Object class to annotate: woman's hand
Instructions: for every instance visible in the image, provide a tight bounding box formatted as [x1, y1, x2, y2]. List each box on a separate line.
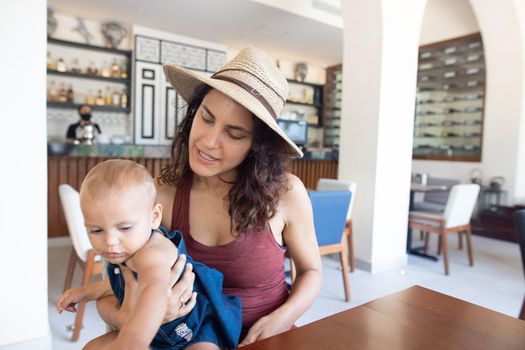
[165, 254, 197, 323]
[238, 312, 291, 347]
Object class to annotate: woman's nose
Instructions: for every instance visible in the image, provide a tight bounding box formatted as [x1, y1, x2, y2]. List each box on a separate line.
[203, 128, 221, 148]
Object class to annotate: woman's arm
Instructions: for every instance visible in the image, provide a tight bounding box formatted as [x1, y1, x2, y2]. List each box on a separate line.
[240, 174, 322, 346]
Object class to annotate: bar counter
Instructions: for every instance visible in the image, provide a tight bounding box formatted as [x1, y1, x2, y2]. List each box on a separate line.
[48, 142, 338, 237]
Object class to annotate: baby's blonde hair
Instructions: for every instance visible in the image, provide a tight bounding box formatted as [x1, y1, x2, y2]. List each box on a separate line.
[80, 159, 156, 205]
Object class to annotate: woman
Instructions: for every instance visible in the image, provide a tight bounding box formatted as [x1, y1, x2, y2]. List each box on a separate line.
[98, 47, 321, 346]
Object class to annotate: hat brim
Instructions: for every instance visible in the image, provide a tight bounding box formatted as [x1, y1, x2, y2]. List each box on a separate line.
[163, 64, 303, 158]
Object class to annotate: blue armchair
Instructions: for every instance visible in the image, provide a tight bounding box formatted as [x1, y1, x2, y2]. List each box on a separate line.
[309, 190, 352, 301]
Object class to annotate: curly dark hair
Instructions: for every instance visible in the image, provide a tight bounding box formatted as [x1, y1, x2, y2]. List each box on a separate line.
[159, 85, 292, 234]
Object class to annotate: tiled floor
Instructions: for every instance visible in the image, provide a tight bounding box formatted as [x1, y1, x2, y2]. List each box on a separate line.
[5, 234, 524, 349]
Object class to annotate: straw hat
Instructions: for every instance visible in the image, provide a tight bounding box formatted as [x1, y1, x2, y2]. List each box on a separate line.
[163, 47, 303, 157]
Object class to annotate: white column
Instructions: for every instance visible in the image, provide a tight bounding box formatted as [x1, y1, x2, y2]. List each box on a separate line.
[339, 0, 427, 272]
[0, 0, 49, 346]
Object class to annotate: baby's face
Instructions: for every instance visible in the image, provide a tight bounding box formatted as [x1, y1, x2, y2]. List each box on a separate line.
[81, 186, 161, 265]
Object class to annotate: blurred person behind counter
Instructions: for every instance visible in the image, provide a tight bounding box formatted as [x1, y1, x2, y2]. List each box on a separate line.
[65, 104, 102, 144]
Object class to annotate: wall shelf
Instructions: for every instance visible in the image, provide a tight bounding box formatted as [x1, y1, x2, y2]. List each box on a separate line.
[322, 64, 342, 149]
[47, 69, 130, 84]
[47, 37, 131, 56]
[413, 33, 485, 162]
[47, 101, 130, 113]
[47, 37, 132, 111]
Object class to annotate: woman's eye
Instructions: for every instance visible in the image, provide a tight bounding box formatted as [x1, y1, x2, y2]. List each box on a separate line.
[120, 226, 132, 231]
[201, 111, 213, 124]
[227, 131, 245, 140]
[89, 228, 102, 234]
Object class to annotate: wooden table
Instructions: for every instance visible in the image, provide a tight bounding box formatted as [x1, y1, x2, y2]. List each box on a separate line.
[243, 286, 525, 350]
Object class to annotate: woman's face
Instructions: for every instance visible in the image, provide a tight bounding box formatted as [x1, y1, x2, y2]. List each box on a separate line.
[188, 89, 254, 181]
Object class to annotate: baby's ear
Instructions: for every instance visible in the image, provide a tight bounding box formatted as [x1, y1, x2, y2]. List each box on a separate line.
[151, 203, 163, 228]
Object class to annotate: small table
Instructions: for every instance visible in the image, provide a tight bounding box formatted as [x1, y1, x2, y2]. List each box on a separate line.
[242, 285, 525, 350]
[408, 183, 448, 260]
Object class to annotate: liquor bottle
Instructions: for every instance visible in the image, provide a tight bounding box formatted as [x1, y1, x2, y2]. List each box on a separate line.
[86, 89, 96, 105]
[58, 82, 67, 102]
[95, 89, 105, 106]
[120, 89, 128, 109]
[47, 51, 55, 70]
[112, 89, 121, 107]
[104, 86, 112, 105]
[87, 60, 97, 75]
[48, 80, 58, 101]
[111, 59, 120, 78]
[70, 58, 82, 74]
[120, 62, 128, 79]
[66, 84, 74, 103]
[56, 57, 67, 72]
[101, 61, 111, 77]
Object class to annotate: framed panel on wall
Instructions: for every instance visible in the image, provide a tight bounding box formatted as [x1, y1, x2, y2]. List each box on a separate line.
[413, 32, 485, 162]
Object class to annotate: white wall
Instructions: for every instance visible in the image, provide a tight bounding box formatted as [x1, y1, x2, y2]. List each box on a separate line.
[0, 1, 49, 346]
[419, 0, 479, 44]
[412, 0, 525, 206]
[340, 0, 426, 272]
[514, 0, 525, 202]
[252, 0, 342, 28]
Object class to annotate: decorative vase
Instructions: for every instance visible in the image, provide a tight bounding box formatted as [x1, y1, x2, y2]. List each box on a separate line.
[294, 63, 308, 82]
[47, 7, 57, 37]
[101, 22, 127, 49]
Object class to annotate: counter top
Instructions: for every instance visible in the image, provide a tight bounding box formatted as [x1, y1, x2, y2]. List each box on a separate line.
[47, 142, 338, 160]
[48, 142, 171, 159]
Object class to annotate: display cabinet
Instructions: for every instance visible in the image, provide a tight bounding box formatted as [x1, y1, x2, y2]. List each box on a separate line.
[47, 37, 132, 113]
[280, 79, 323, 126]
[413, 33, 485, 162]
[323, 64, 342, 149]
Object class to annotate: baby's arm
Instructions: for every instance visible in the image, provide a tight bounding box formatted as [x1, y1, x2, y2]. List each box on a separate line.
[110, 238, 177, 348]
[57, 278, 112, 313]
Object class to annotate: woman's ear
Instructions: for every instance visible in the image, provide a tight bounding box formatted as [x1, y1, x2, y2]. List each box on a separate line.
[151, 203, 163, 229]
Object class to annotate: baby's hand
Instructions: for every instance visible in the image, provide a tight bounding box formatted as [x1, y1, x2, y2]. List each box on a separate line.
[56, 287, 87, 314]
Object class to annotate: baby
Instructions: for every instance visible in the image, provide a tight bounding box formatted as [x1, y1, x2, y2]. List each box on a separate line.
[57, 159, 241, 349]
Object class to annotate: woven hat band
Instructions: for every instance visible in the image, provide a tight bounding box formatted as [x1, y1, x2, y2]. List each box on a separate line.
[212, 75, 278, 120]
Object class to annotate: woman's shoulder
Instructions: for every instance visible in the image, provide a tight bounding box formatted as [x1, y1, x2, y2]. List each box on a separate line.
[155, 177, 176, 200]
[280, 173, 310, 208]
[155, 177, 177, 227]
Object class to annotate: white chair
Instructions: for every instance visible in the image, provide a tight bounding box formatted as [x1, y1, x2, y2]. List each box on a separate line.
[316, 178, 357, 272]
[59, 184, 103, 342]
[409, 184, 480, 275]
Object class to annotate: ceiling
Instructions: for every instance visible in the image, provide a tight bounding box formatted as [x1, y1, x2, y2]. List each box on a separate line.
[47, 0, 343, 67]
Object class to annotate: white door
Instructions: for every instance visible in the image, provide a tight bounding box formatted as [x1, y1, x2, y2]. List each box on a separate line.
[134, 62, 161, 144]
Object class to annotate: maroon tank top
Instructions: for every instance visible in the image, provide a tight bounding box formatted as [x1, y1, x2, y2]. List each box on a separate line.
[170, 176, 289, 334]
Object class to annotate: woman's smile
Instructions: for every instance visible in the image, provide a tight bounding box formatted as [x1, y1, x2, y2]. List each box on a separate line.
[197, 148, 219, 162]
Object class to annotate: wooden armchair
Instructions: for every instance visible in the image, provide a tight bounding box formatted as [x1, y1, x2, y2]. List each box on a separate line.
[59, 184, 104, 341]
[513, 209, 525, 320]
[408, 184, 480, 275]
[293, 190, 352, 301]
[316, 178, 357, 272]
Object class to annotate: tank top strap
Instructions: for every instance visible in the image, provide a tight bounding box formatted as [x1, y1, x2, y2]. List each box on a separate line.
[170, 176, 192, 234]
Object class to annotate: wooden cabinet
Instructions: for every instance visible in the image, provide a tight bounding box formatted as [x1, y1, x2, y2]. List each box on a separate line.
[47, 37, 131, 113]
[323, 64, 342, 149]
[413, 33, 485, 162]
